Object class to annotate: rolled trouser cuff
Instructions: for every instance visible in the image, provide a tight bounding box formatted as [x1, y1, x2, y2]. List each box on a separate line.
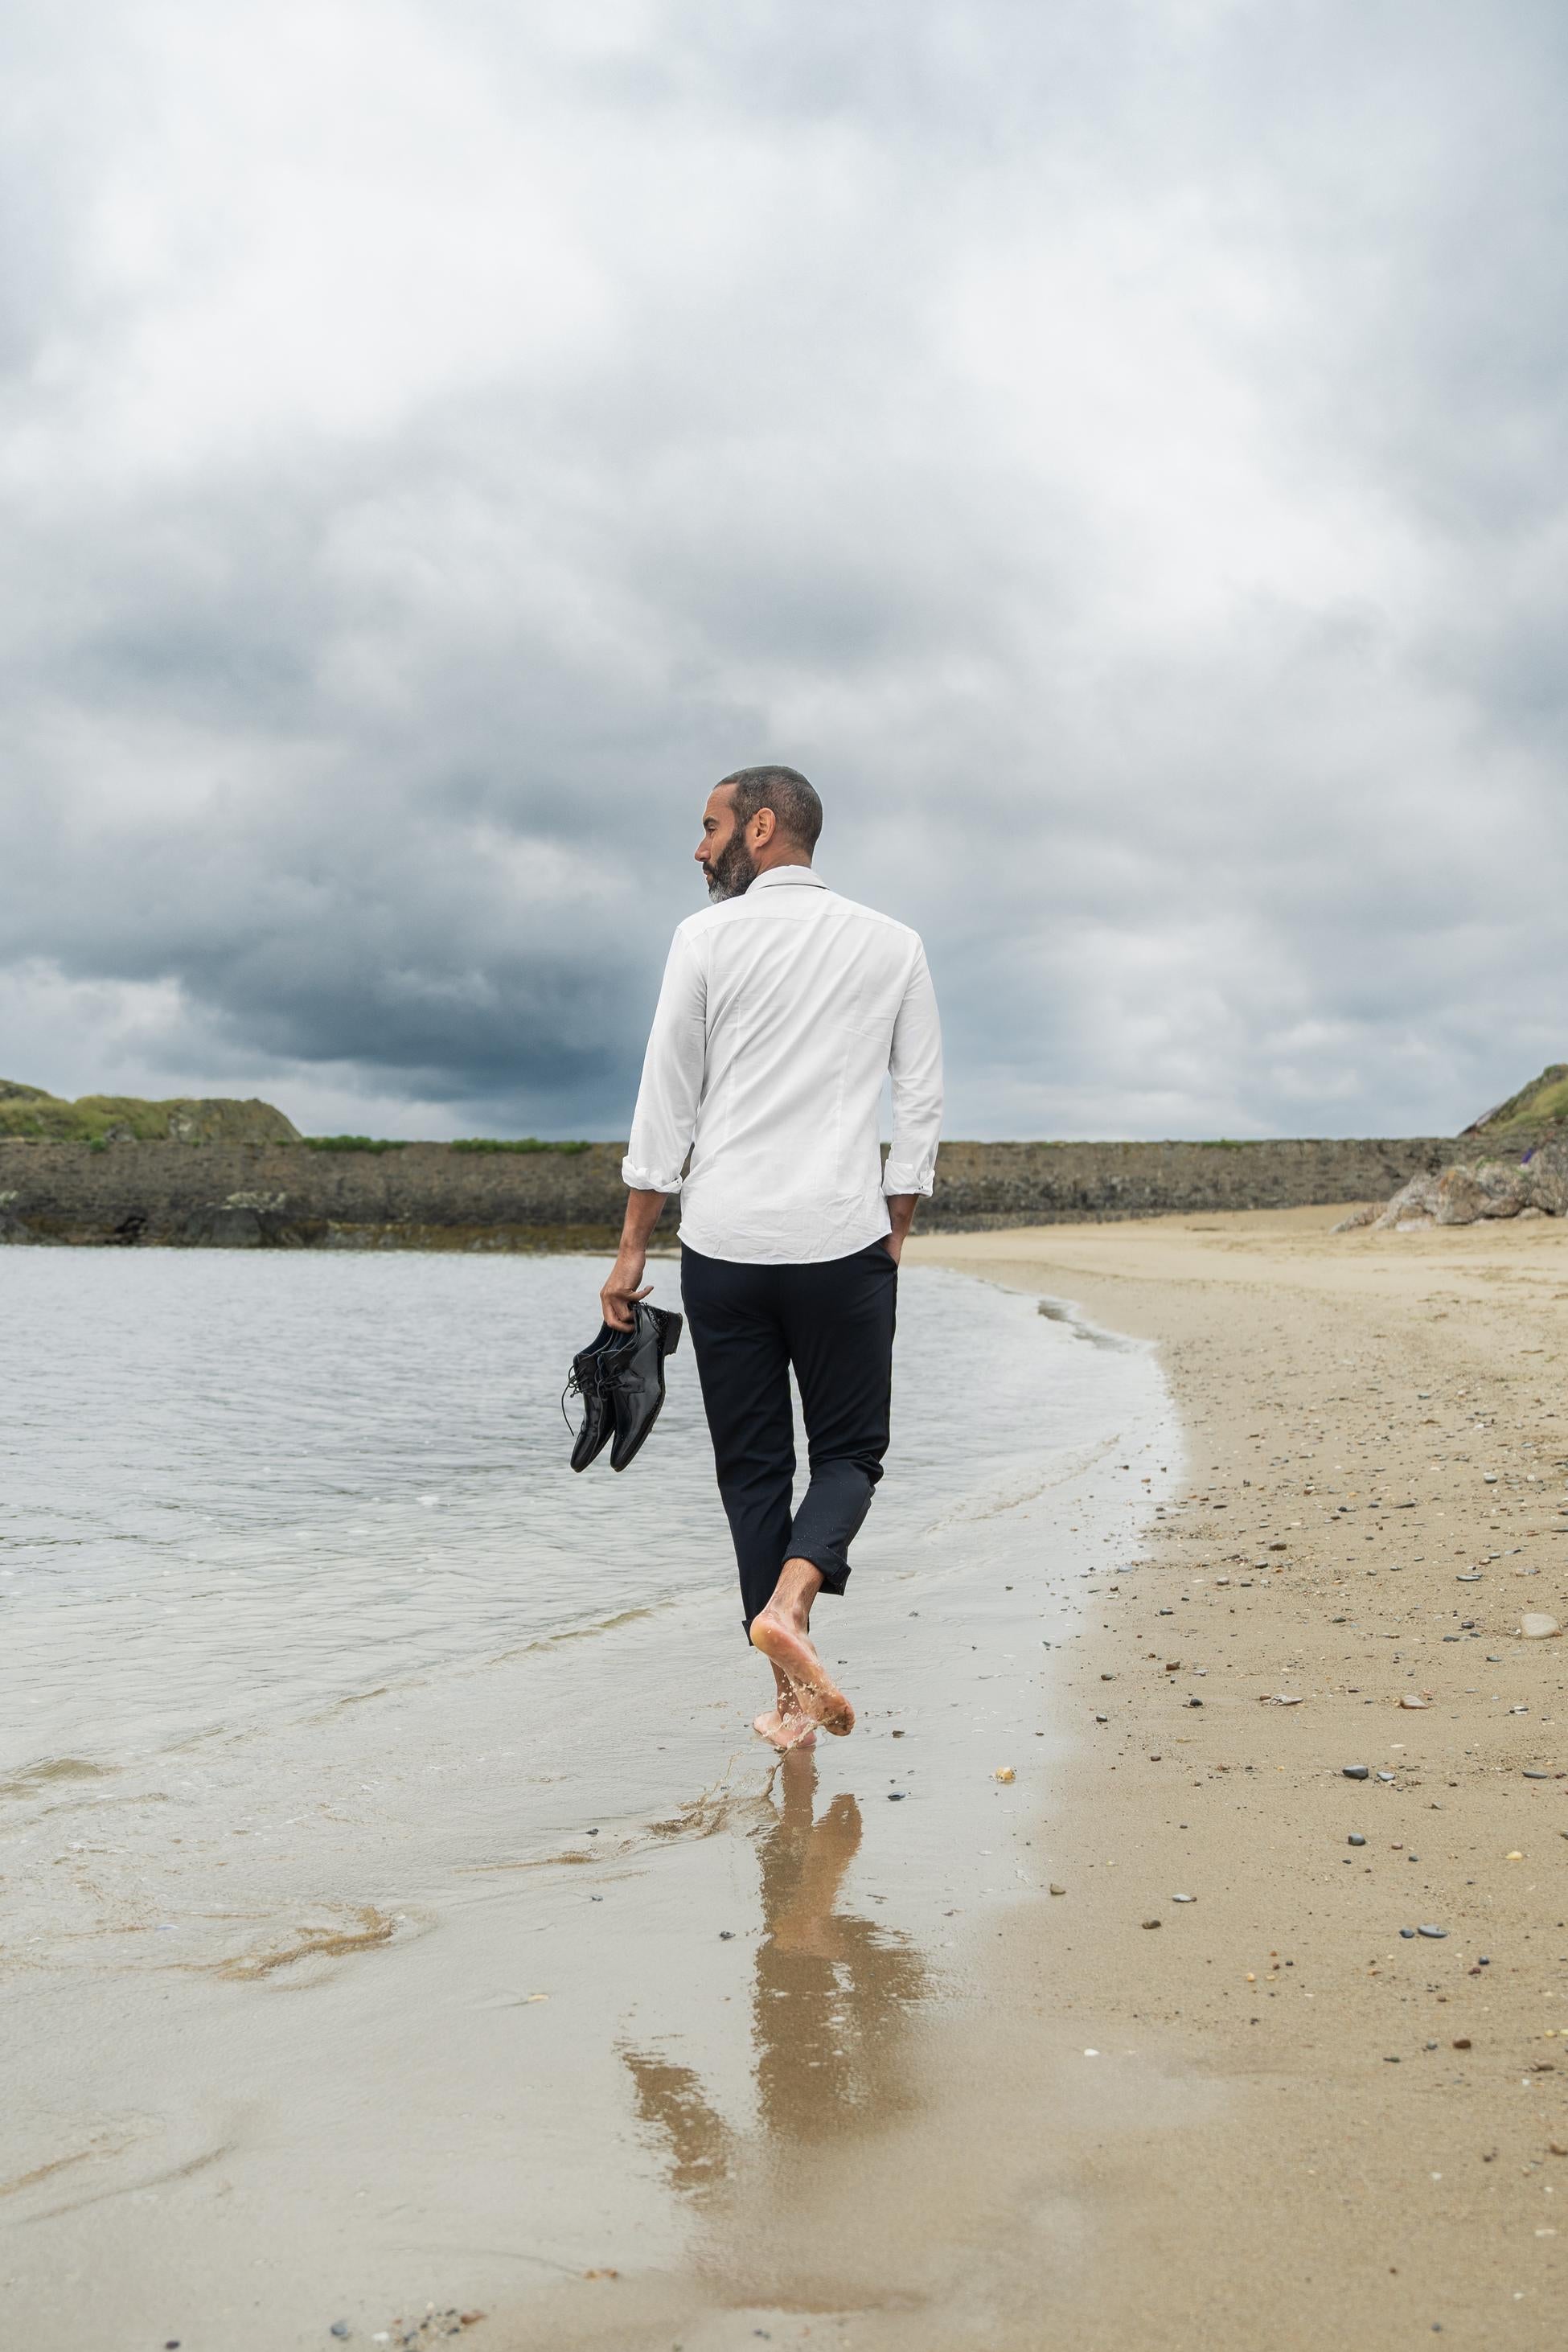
[783, 1546, 850, 1599]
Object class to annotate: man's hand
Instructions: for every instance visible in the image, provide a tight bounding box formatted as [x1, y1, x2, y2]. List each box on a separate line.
[600, 1188, 668, 1329]
[601, 1246, 651, 1332]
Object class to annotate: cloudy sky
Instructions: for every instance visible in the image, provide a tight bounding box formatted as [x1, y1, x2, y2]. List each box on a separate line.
[2, 0, 1564, 1141]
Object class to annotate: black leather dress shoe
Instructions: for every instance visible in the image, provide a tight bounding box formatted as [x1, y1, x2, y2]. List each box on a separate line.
[564, 1324, 622, 1472]
[606, 1302, 683, 1471]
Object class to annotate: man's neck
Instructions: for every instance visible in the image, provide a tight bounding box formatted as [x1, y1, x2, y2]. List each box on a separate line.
[752, 849, 812, 876]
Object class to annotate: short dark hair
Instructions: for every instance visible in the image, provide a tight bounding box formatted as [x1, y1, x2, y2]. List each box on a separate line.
[718, 764, 823, 854]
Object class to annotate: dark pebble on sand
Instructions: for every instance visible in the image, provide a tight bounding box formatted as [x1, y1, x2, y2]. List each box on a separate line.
[1188, 1698, 1203, 1708]
[719, 1930, 735, 1939]
[1418, 1925, 1447, 1939]
[330, 2328, 351, 2341]
[888, 1792, 907, 1801]
[1344, 1766, 1370, 1779]
[1348, 1833, 1366, 1846]
[1400, 1927, 1416, 1939]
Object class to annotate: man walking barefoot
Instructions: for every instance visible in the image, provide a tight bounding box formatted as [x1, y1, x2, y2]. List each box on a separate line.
[600, 766, 942, 1750]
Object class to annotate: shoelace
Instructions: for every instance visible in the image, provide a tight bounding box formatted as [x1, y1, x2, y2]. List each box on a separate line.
[560, 1338, 637, 1430]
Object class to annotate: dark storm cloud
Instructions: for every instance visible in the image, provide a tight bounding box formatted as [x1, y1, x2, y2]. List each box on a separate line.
[0, 0, 1565, 1139]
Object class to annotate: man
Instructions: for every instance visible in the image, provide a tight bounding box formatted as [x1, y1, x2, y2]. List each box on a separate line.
[600, 766, 942, 1751]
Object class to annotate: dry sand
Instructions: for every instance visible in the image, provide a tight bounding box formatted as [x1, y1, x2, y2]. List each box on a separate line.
[906, 1206, 1568, 2350]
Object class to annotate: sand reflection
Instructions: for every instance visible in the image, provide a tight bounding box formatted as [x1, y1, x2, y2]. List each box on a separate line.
[621, 1751, 930, 2207]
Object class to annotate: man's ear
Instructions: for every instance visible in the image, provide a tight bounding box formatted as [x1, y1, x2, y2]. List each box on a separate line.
[750, 805, 777, 849]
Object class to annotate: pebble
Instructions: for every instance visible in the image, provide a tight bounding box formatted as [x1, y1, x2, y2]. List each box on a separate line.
[1520, 1614, 1561, 1640]
[1172, 1892, 1196, 1903]
[995, 1766, 1016, 1783]
[1049, 1883, 1066, 1896]
[330, 2329, 351, 2341]
[1401, 1928, 1416, 1939]
[1418, 1925, 1447, 1939]
[1452, 2038, 1472, 2050]
[887, 1792, 907, 1801]
[1377, 1771, 1396, 1782]
[1095, 1713, 1110, 1723]
[1399, 1695, 1430, 1709]
[1344, 1765, 1371, 1780]
[719, 1930, 735, 1939]
[1143, 1918, 1161, 1929]
[1188, 1697, 1203, 1708]
[1348, 1833, 1366, 1847]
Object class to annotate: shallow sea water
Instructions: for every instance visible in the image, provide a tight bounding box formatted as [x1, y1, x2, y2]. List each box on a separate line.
[0, 1247, 1178, 2350]
[4, 1248, 1153, 1770]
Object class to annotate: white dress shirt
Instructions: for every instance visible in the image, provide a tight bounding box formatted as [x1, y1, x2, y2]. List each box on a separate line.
[622, 866, 943, 1264]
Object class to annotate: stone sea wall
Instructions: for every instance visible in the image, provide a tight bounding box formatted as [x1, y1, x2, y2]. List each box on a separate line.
[0, 1134, 1462, 1250]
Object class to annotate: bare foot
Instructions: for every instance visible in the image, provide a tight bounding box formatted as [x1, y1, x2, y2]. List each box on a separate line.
[753, 1706, 817, 1753]
[750, 1611, 856, 1737]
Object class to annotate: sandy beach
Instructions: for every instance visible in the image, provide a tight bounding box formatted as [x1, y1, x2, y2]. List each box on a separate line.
[8, 1213, 1567, 2351]
[909, 1207, 1568, 2350]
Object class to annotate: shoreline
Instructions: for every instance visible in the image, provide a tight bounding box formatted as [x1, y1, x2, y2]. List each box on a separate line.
[918, 1207, 1568, 2349]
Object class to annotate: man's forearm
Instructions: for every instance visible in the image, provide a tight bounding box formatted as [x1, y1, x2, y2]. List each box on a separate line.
[600, 1188, 669, 1329]
[618, 1188, 667, 1252]
[885, 1192, 919, 1262]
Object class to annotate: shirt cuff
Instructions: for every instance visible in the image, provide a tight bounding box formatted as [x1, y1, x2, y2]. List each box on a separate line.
[621, 1155, 684, 1194]
[882, 1161, 936, 1199]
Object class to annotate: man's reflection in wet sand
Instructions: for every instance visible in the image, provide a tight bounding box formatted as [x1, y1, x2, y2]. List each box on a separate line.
[620, 1750, 930, 2202]
[753, 1753, 928, 2141]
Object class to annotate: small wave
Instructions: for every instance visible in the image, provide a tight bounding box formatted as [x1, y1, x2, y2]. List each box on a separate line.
[0, 1756, 114, 1800]
[191, 1903, 412, 1981]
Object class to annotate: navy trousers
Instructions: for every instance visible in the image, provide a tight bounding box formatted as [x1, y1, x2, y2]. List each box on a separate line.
[680, 1241, 898, 1635]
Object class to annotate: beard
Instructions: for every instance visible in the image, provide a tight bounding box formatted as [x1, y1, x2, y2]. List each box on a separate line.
[704, 833, 759, 901]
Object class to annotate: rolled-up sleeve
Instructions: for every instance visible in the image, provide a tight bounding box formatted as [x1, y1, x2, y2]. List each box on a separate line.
[621, 929, 706, 1193]
[881, 939, 942, 1197]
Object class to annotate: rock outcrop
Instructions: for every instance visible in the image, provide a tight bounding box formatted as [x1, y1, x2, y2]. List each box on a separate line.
[1336, 1138, 1568, 1231]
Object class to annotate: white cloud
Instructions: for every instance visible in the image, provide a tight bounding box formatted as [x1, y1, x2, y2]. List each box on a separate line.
[1, 0, 1565, 1139]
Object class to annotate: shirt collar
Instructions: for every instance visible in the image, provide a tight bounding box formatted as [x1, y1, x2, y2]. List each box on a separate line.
[748, 866, 827, 893]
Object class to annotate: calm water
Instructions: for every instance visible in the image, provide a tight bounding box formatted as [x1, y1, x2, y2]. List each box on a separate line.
[0, 1249, 1153, 1774]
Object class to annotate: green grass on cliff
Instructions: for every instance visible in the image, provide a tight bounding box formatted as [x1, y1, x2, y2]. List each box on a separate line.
[0, 1082, 300, 1144]
[302, 1135, 410, 1153]
[448, 1136, 595, 1155]
[1464, 1063, 1568, 1140]
[293, 1134, 580, 1151]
